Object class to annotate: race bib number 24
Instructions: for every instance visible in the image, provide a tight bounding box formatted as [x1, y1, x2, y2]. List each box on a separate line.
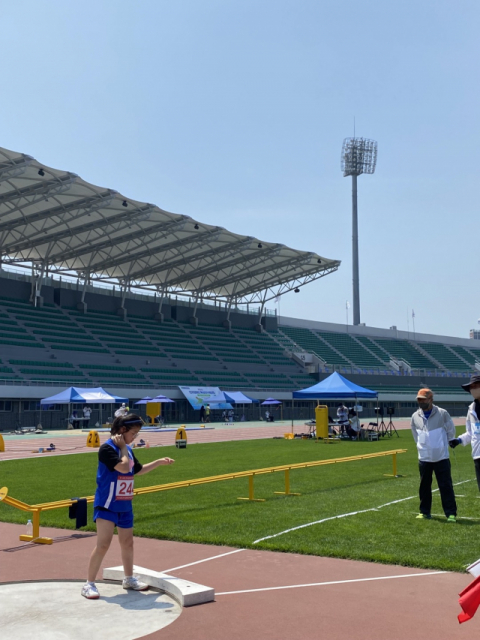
[116, 475, 134, 501]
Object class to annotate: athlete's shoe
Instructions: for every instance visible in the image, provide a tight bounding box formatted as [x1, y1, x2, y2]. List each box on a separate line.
[122, 576, 149, 591]
[81, 582, 100, 599]
[447, 515, 457, 523]
[416, 513, 431, 519]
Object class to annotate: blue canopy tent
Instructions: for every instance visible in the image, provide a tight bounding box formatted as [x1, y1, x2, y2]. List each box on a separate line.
[224, 391, 258, 404]
[293, 372, 377, 400]
[134, 395, 174, 425]
[150, 395, 175, 427]
[209, 402, 233, 410]
[260, 397, 283, 421]
[41, 387, 129, 428]
[134, 396, 154, 405]
[224, 391, 258, 422]
[292, 372, 378, 434]
[40, 387, 128, 405]
[148, 395, 175, 403]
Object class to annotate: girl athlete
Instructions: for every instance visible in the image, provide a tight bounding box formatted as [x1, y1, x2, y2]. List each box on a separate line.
[81, 413, 174, 599]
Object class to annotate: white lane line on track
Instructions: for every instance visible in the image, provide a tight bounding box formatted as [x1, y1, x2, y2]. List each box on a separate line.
[253, 479, 472, 544]
[161, 548, 245, 573]
[216, 571, 447, 595]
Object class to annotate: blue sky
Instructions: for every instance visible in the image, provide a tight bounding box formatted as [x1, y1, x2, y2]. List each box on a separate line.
[1, 1, 479, 338]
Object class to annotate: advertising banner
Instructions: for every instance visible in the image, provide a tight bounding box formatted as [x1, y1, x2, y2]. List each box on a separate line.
[179, 386, 226, 410]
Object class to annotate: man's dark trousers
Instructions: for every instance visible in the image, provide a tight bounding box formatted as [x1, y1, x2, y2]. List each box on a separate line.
[418, 458, 457, 517]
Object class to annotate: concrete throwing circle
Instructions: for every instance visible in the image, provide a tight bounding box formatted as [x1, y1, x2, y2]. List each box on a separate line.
[0, 581, 182, 640]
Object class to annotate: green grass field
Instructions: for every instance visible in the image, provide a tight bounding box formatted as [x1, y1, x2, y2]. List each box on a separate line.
[1, 428, 478, 572]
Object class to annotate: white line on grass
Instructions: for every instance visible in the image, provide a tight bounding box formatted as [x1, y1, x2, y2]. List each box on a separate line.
[216, 571, 447, 596]
[253, 479, 472, 544]
[161, 548, 245, 573]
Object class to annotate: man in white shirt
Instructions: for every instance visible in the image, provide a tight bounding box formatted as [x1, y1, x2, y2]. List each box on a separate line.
[114, 403, 129, 419]
[449, 374, 480, 490]
[83, 406, 92, 429]
[336, 403, 349, 434]
[410, 388, 457, 522]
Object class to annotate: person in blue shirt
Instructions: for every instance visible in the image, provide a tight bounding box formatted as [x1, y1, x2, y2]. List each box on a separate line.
[81, 413, 174, 599]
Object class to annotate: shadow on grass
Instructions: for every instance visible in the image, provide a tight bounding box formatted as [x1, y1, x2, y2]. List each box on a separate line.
[429, 514, 480, 526]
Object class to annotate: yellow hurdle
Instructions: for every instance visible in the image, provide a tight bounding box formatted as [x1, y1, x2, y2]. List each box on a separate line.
[0, 449, 407, 544]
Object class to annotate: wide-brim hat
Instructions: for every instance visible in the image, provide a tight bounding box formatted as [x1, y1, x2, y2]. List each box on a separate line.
[461, 373, 480, 391]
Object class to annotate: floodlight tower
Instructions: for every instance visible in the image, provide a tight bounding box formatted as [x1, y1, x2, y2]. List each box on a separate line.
[341, 137, 377, 326]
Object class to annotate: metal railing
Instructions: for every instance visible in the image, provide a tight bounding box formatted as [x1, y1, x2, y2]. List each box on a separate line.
[0, 449, 406, 544]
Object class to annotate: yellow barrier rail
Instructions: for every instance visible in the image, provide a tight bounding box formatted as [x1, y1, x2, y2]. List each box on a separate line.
[0, 449, 406, 544]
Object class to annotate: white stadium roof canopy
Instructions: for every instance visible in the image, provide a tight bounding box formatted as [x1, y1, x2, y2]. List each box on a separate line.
[0, 146, 340, 305]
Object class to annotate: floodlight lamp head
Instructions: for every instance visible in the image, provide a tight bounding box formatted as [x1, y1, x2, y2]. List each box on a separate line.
[341, 137, 377, 177]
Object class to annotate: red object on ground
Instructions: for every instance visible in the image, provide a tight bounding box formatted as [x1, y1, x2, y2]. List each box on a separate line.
[458, 576, 480, 623]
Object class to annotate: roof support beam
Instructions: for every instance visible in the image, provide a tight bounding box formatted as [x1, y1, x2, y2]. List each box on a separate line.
[3, 203, 155, 258]
[187, 250, 309, 295]
[0, 173, 76, 206]
[0, 155, 33, 181]
[82, 223, 215, 273]
[163, 243, 280, 289]
[0, 191, 115, 243]
[234, 264, 340, 302]
[198, 254, 317, 296]
[119, 231, 243, 283]
[29, 211, 187, 266]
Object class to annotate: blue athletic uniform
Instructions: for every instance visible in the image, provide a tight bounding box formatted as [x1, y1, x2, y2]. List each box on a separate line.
[93, 439, 142, 528]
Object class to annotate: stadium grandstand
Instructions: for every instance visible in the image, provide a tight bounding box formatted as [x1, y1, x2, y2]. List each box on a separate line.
[0, 145, 478, 430]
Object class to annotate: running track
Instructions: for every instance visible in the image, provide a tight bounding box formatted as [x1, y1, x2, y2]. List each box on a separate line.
[0, 417, 462, 462]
